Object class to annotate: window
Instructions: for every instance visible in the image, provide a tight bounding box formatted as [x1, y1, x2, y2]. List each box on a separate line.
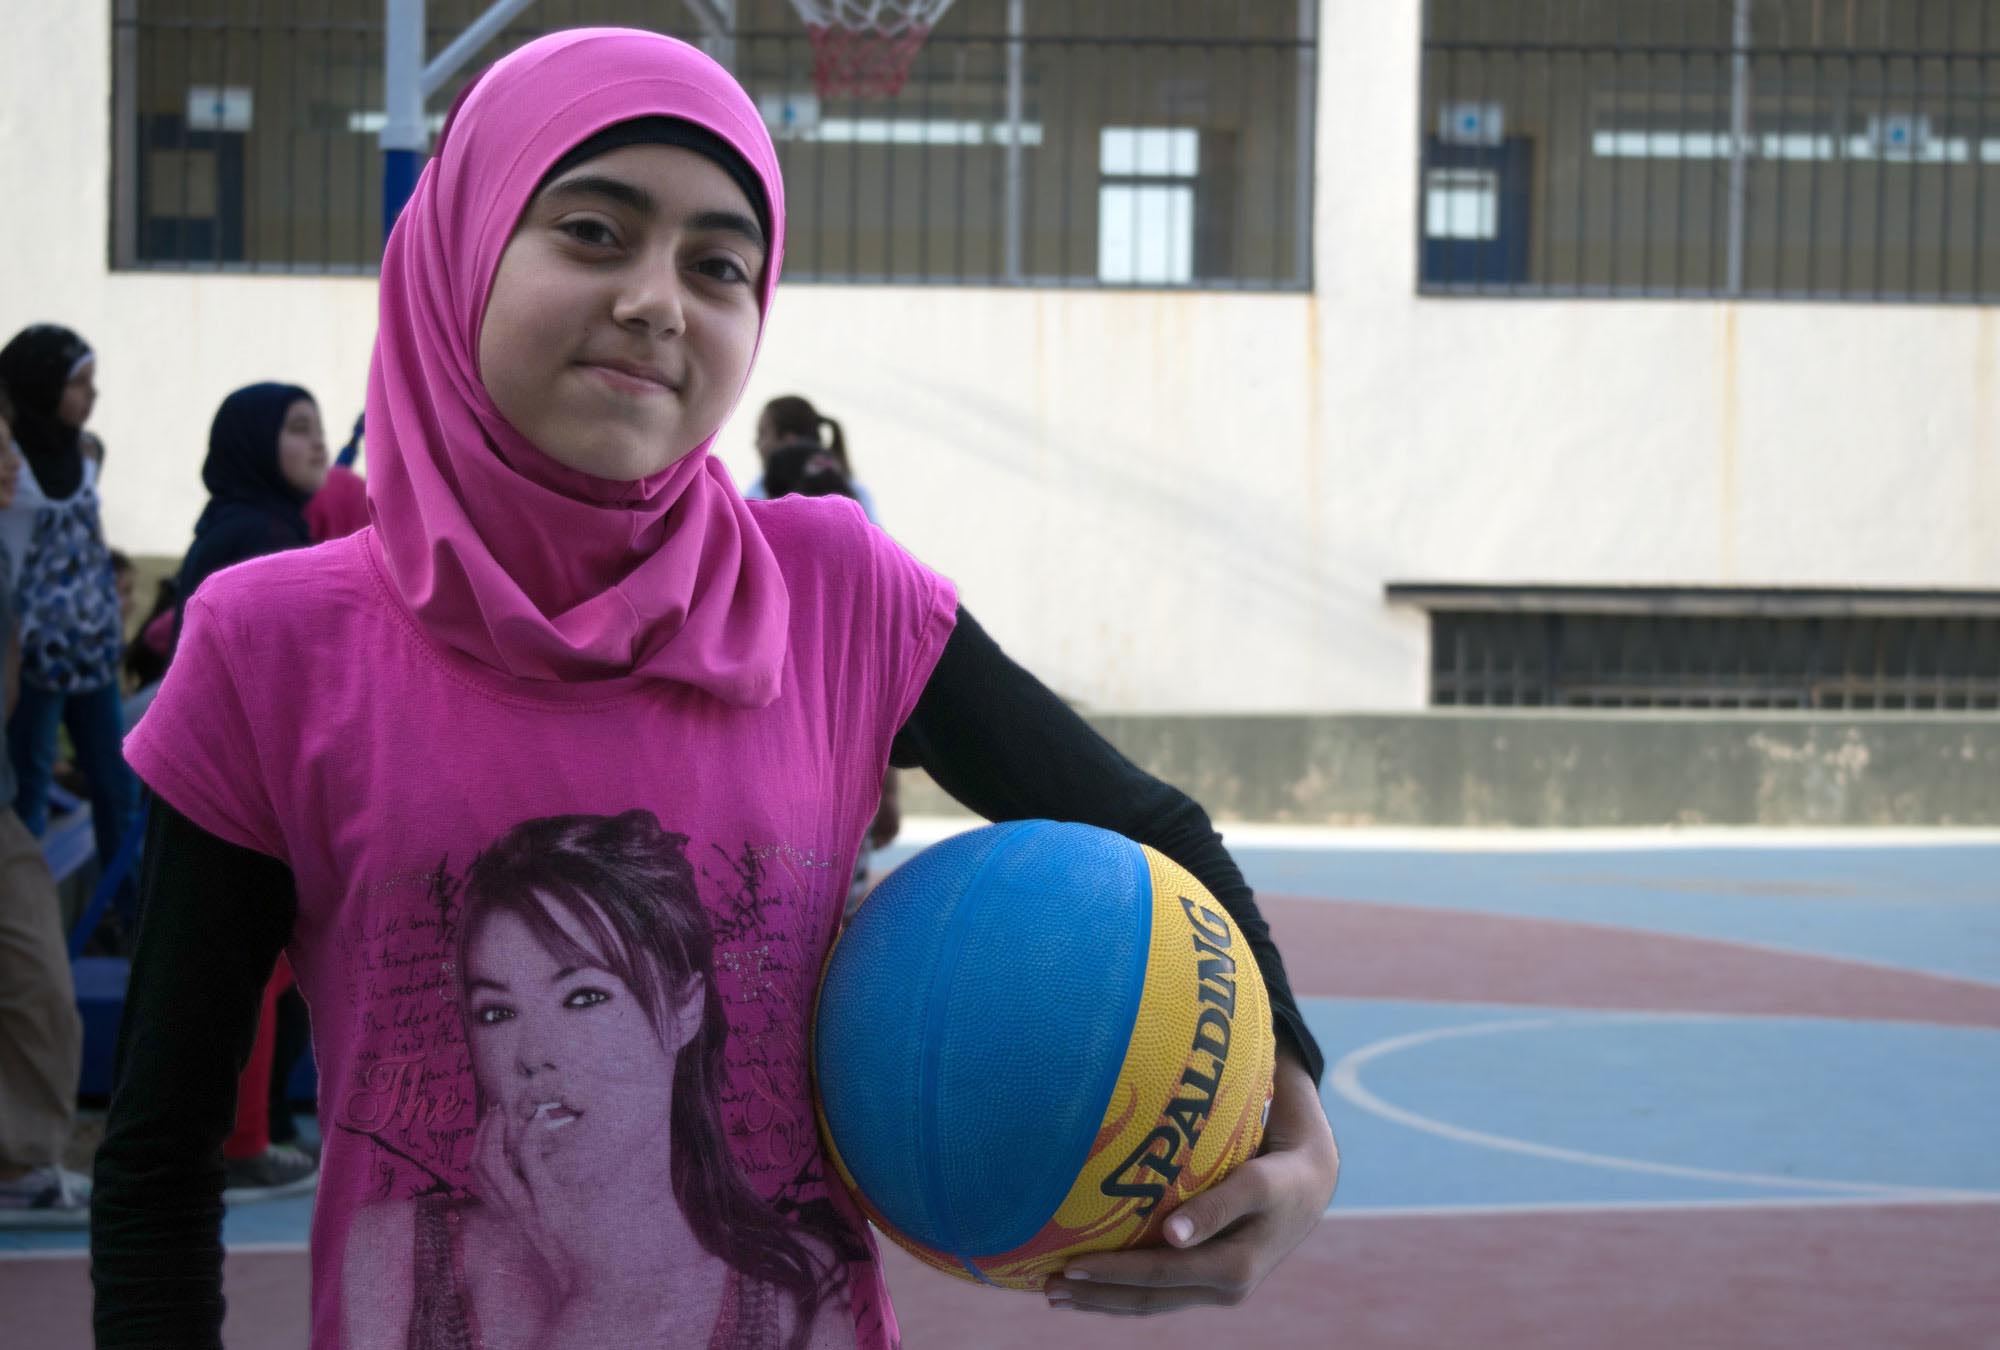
[1392, 586, 2000, 711]
[113, 0, 1317, 288]
[1098, 127, 1198, 284]
[1419, 0, 2000, 300]
[1424, 167, 1500, 240]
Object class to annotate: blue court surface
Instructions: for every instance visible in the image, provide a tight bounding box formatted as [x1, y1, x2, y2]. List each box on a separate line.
[1228, 838, 2000, 985]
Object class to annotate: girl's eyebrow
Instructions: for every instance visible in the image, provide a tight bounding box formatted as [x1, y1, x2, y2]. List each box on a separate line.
[686, 209, 766, 253]
[544, 174, 655, 216]
[543, 175, 765, 252]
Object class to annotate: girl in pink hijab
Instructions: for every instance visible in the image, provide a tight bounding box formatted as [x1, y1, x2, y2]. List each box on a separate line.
[94, 29, 1335, 1350]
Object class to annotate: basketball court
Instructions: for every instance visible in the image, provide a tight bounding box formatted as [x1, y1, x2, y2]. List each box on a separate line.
[7, 823, 1995, 1348]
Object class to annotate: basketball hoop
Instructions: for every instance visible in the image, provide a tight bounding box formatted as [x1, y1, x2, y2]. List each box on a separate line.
[787, 0, 956, 100]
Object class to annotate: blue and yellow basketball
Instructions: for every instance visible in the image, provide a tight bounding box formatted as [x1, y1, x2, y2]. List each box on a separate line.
[812, 820, 1274, 1289]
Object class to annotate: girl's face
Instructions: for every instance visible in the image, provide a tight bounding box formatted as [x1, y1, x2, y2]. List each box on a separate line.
[478, 144, 768, 482]
[58, 358, 97, 428]
[464, 902, 701, 1187]
[277, 398, 330, 497]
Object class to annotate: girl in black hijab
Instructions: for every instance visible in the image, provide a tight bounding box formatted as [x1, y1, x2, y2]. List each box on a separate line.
[174, 383, 330, 1192]
[0, 324, 95, 502]
[176, 383, 330, 603]
[0, 325, 134, 904]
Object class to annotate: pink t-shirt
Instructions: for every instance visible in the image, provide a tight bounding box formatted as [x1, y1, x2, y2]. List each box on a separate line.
[126, 495, 956, 1350]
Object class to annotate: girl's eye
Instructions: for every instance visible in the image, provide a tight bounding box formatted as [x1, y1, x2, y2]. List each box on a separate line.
[693, 256, 750, 285]
[474, 1004, 514, 1026]
[563, 986, 611, 1010]
[560, 219, 618, 248]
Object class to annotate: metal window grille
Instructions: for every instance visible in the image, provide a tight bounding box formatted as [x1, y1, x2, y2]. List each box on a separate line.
[1420, 0, 2000, 300]
[1426, 607, 2000, 711]
[112, 0, 1317, 289]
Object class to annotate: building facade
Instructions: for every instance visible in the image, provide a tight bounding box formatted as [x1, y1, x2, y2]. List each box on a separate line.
[4, 3, 1996, 759]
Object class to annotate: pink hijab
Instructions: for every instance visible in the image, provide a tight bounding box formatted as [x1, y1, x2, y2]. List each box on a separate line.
[366, 29, 789, 705]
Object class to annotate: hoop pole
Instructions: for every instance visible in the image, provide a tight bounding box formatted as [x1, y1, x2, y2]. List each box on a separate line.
[383, 0, 544, 243]
[422, 0, 541, 97]
[1293, 0, 1316, 287]
[1002, 0, 1025, 283]
[382, 0, 427, 241]
[683, 0, 735, 69]
[1725, 0, 1750, 298]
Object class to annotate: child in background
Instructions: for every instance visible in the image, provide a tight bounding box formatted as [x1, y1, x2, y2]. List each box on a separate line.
[0, 326, 138, 902]
[174, 383, 333, 1198]
[108, 551, 137, 630]
[745, 394, 880, 524]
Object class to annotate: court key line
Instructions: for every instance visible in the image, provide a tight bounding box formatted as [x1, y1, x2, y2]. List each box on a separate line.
[1329, 1012, 2000, 1204]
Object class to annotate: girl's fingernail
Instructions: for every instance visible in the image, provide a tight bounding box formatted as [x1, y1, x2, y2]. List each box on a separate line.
[1062, 1268, 1091, 1282]
[1046, 1290, 1072, 1308]
[1167, 1215, 1194, 1244]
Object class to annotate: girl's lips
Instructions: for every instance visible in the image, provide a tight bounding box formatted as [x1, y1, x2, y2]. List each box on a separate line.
[582, 362, 677, 397]
[531, 1100, 582, 1129]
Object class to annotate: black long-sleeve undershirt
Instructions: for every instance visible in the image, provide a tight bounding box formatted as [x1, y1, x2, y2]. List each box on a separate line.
[91, 799, 298, 1347]
[91, 606, 1324, 1347]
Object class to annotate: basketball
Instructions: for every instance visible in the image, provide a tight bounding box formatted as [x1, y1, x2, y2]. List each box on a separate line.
[812, 820, 1275, 1289]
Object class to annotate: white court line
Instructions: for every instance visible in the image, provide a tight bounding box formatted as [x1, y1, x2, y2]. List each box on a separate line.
[1329, 1012, 2000, 1204]
[1328, 1192, 2000, 1224]
[1312, 992, 2000, 1030]
[1326, 1193, 2000, 1219]
[896, 815, 2000, 853]
[1214, 823, 2000, 852]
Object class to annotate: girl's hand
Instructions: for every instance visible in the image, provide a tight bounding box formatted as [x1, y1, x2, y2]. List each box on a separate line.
[1041, 1047, 1338, 1316]
[471, 1106, 585, 1301]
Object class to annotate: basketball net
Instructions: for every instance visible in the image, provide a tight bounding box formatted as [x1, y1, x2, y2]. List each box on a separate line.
[787, 0, 956, 100]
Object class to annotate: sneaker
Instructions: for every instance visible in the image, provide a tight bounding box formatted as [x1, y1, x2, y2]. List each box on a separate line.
[222, 1143, 319, 1203]
[273, 1132, 322, 1167]
[0, 1165, 91, 1229]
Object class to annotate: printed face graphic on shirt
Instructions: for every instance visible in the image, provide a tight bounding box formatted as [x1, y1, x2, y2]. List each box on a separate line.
[464, 901, 701, 1188]
[341, 812, 860, 1350]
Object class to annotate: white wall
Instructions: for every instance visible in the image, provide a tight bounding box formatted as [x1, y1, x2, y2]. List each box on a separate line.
[6, 1, 1997, 713]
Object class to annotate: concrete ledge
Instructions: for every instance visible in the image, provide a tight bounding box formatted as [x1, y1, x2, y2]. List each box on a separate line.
[899, 711, 2000, 827]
